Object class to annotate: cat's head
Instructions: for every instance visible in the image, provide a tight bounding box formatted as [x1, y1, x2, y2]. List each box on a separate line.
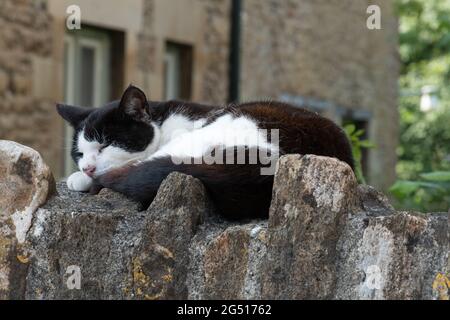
[57, 85, 159, 178]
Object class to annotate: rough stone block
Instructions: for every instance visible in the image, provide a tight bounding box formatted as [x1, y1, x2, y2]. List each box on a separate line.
[0, 140, 55, 299]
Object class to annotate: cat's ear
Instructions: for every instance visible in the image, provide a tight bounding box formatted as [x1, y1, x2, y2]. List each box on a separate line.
[118, 85, 151, 122]
[56, 104, 92, 127]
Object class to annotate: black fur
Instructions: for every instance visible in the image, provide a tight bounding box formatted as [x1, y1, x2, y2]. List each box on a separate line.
[96, 147, 275, 220]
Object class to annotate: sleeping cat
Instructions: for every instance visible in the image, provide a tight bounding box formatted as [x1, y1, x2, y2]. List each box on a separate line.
[57, 85, 354, 220]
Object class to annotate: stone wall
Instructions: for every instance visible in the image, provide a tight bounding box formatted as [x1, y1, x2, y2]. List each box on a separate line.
[138, 0, 157, 75]
[0, 0, 60, 173]
[240, 0, 399, 191]
[0, 0, 399, 191]
[198, 0, 231, 104]
[0, 141, 448, 300]
[137, 0, 231, 105]
[119, 0, 400, 190]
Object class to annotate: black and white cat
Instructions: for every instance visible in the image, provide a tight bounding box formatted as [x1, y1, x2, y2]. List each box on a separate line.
[57, 85, 354, 219]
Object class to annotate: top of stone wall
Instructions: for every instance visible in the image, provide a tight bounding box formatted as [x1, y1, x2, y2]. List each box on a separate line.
[0, 140, 448, 300]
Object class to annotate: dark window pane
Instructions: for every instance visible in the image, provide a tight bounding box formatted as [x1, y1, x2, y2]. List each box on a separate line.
[80, 46, 95, 106]
[164, 42, 193, 101]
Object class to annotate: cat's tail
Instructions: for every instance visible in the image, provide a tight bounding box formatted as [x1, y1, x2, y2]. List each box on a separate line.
[95, 147, 276, 220]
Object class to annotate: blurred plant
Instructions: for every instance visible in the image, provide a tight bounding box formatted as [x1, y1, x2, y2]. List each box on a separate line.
[395, 0, 450, 179]
[344, 124, 375, 184]
[393, 0, 450, 211]
[389, 171, 450, 212]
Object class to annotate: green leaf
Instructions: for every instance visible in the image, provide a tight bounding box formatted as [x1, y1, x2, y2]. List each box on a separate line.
[389, 180, 423, 198]
[359, 140, 376, 149]
[344, 124, 356, 135]
[420, 171, 450, 182]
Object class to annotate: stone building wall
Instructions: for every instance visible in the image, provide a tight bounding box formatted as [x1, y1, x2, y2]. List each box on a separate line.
[198, 0, 231, 104]
[138, 0, 157, 75]
[0, 0, 60, 173]
[137, 0, 231, 105]
[240, 0, 399, 190]
[0, 0, 399, 191]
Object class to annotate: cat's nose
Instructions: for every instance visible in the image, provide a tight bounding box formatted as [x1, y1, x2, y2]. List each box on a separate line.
[82, 165, 96, 177]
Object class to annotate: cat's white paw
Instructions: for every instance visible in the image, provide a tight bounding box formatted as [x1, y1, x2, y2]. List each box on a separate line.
[67, 171, 93, 192]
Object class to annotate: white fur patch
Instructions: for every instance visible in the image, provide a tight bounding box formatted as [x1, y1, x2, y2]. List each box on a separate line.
[149, 114, 278, 160]
[67, 171, 93, 191]
[77, 132, 101, 173]
[159, 114, 205, 146]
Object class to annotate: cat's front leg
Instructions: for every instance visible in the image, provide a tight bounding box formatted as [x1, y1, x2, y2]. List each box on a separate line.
[67, 171, 93, 192]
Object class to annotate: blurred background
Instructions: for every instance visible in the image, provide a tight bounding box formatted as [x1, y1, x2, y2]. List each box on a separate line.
[0, 0, 448, 212]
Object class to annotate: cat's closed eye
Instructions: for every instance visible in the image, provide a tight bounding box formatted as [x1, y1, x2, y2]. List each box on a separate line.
[75, 152, 83, 158]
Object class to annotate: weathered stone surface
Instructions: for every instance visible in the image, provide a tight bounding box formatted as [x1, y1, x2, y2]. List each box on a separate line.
[262, 155, 358, 299]
[0, 146, 448, 300]
[130, 172, 212, 299]
[25, 172, 211, 300]
[0, 140, 55, 299]
[188, 222, 268, 299]
[25, 186, 142, 299]
[335, 210, 448, 300]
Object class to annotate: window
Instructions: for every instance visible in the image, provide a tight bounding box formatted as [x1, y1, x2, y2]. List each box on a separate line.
[163, 42, 193, 100]
[63, 27, 124, 177]
[64, 28, 111, 109]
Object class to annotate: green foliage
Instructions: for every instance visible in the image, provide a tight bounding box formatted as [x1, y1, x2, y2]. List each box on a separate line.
[395, 0, 450, 71]
[344, 124, 375, 184]
[397, 101, 450, 180]
[392, 0, 450, 211]
[396, 0, 450, 180]
[389, 171, 450, 212]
